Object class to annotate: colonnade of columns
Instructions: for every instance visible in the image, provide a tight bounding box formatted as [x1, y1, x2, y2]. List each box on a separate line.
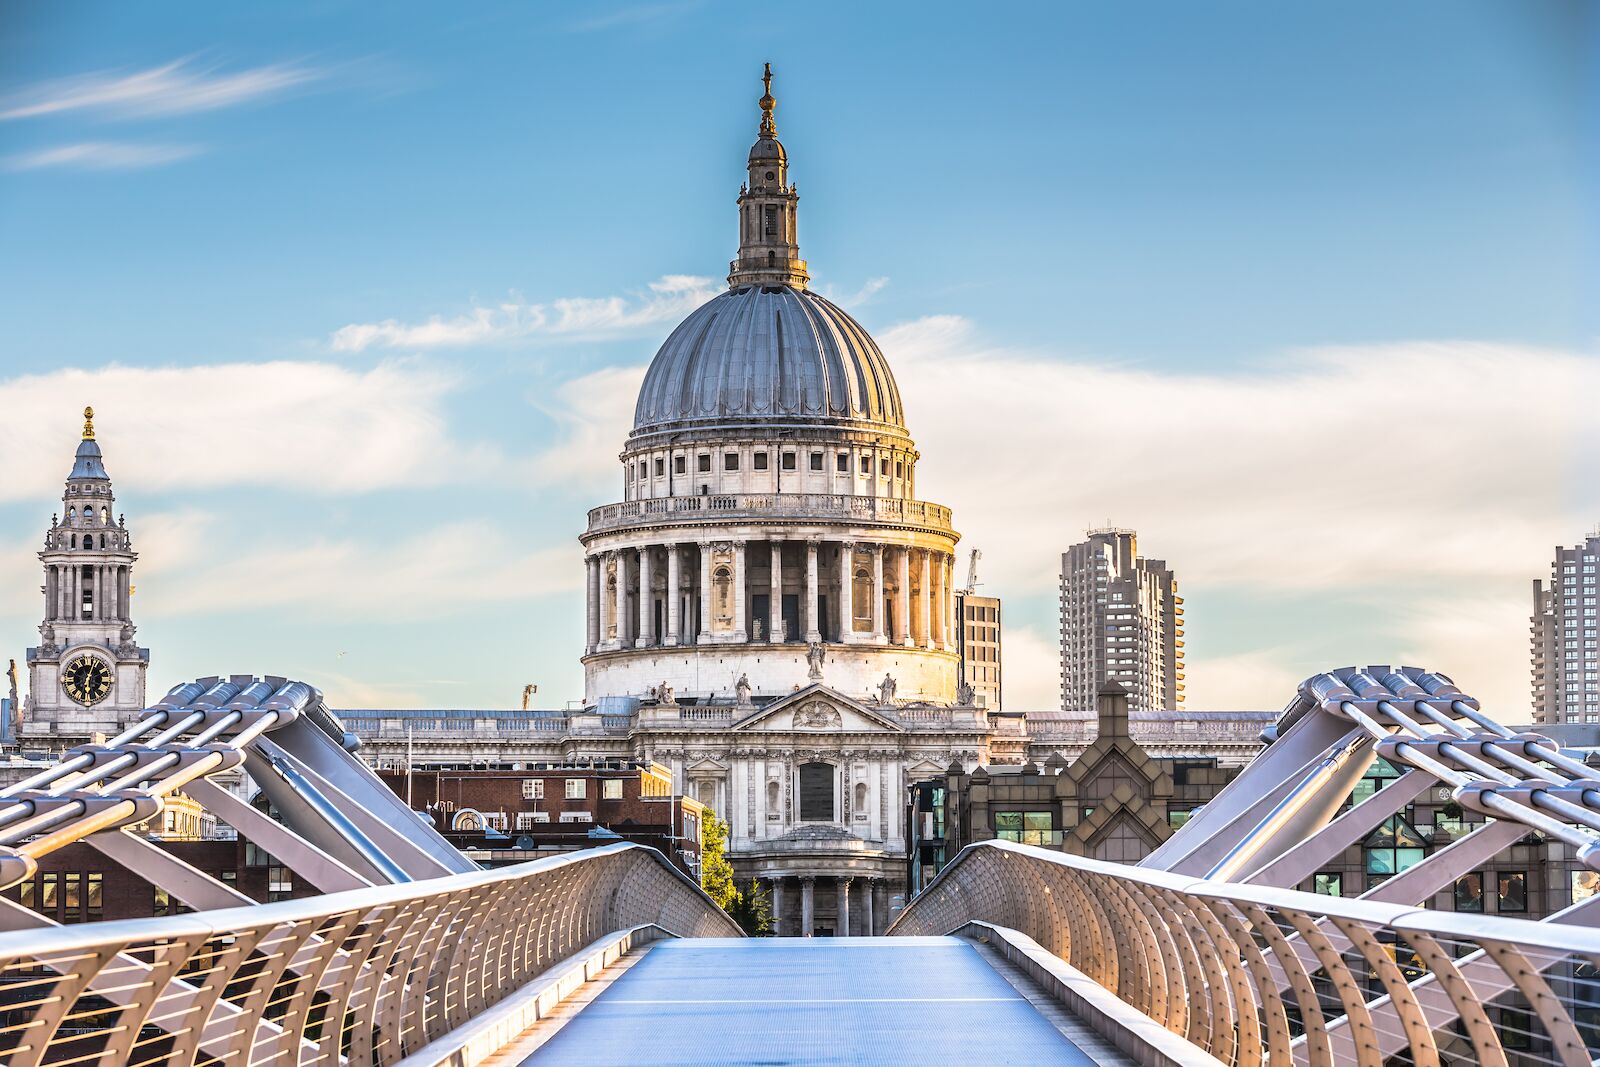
[43, 562, 131, 623]
[764, 873, 881, 937]
[584, 539, 957, 656]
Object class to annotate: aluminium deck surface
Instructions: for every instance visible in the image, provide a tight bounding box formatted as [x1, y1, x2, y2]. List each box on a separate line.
[523, 935, 1102, 1066]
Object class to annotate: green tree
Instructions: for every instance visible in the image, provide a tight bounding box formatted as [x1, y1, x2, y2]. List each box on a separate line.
[699, 815, 738, 910]
[727, 878, 774, 937]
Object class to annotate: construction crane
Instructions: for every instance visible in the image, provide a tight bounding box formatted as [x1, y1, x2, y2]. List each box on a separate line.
[521, 684, 537, 711]
[961, 548, 982, 595]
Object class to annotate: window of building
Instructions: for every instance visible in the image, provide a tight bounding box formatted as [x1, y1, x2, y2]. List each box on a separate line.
[697, 454, 711, 473]
[516, 812, 539, 830]
[798, 762, 835, 821]
[638, 461, 647, 478]
[1350, 756, 1403, 806]
[994, 810, 1054, 846]
[1364, 814, 1426, 879]
[781, 452, 796, 470]
[1312, 872, 1342, 897]
[1167, 807, 1196, 829]
[724, 452, 740, 471]
[268, 865, 294, 902]
[603, 778, 624, 800]
[810, 452, 823, 471]
[764, 204, 777, 236]
[753, 451, 769, 470]
[836, 453, 848, 473]
[654, 458, 665, 477]
[674, 455, 686, 475]
[522, 778, 544, 800]
[565, 778, 587, 800]
[860, 456, 871, 474]
[1497, 871, 1527, 912]
[895, 460, 903, 478]
[1453, 871, 1485, 912]
[879, 458, 889, 475]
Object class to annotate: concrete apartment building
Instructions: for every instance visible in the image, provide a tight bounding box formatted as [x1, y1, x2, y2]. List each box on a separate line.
[1059, 528, 1184, 713]
[1531, 530, 1600, 723]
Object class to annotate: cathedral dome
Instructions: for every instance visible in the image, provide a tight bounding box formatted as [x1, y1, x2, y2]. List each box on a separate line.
[630, 284, 906, 439]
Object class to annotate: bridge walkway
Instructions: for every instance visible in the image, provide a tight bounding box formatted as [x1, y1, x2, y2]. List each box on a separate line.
[507, 935, 1126, 1066]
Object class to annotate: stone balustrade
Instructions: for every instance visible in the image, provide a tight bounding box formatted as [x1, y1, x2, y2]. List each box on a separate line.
[587, 492, 955, 535]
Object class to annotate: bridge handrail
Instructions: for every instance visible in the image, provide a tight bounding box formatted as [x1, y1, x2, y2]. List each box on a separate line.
[891, 839, 1600, 1065]
[0, 841, 740, 1066]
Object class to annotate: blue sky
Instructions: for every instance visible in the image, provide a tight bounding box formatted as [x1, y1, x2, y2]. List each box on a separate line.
[0, 2, 1592, 714]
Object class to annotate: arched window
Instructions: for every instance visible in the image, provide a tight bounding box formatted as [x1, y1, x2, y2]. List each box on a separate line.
[98, 534, 106, 549]
[854, 781, 868, 813]
[712, 564, 733, 624]
[66, 507, 75, 521]
[70, 534, 77, 549]
[852, 566, 872, 630]
[798, 762, 834, 822]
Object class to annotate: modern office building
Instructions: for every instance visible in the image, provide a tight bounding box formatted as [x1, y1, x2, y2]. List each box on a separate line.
[955, 592, 1001, 709]
[1059, 528, 1183, 714]
[1531, 530, 1600, 723]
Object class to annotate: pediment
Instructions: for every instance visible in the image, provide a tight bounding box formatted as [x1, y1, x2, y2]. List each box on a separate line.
[685, 756, 730, 773]
[730, 684, 905, 734]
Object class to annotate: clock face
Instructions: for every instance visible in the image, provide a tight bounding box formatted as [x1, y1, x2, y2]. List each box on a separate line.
[62, 655, 112, 707]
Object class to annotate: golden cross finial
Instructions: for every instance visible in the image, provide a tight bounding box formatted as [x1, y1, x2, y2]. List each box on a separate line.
[81, 406, 95, 440]
[759, 62, 776, 139]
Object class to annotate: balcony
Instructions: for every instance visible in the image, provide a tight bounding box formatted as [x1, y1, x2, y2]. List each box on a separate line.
[586, 492, 955, 536]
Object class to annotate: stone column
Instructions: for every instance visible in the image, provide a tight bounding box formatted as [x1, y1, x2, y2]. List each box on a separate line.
[918, 550, 932, 648]
[940, 556, 953, 655]
[930, 551, 943, 648]
[666, 544, 681, 646]
[837, 877, 852, 937]
[871, 547, 884, 642]
[805, 539, 821, 642]
[862, 877, 876, 935]
[770, 877, 785, 937]
[697, 542, 712, 643]
[801, 876, 815, 937]
[896, 548, 912, 647]
[838, 540, 854, 640]
[71, 564, 80, 619]
[608, 551, 623, 647]
[636, 546, 652, 648]
[584, 556, 599, 653]
[733, 540, 748, 642]
[120, 565, 130, 621]
[769, 541, 783, 642]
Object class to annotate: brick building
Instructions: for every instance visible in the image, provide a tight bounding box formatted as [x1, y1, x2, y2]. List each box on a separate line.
[375, 760, 706, 878]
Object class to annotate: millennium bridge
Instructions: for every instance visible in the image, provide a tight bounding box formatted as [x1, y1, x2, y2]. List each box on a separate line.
[0, 667, 1594, 1065]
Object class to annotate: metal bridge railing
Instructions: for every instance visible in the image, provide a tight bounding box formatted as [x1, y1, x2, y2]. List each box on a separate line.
[890, 840, 1600, 1067]
[0, 842, 740, 1067]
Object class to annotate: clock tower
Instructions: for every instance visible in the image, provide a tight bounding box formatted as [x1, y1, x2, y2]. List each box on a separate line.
[24, 408, 148, 746]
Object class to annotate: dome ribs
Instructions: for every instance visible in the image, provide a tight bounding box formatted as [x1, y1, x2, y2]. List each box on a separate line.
[627, 286, 910, 442]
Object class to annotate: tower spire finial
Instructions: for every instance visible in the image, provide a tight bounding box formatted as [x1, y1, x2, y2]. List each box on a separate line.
[81, 406, 95, 441]
[759, 62, 776, 139]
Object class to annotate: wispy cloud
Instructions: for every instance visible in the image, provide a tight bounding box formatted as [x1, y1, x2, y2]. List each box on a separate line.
[328, 275, 720, 352]
[567, 1, 702, 33]
[818, 276, 890, 309]
[0, 57, 325, 121]
[5, 141, 200, 171]
[140, 521, 580, 622]
[0, 360, 499, 499]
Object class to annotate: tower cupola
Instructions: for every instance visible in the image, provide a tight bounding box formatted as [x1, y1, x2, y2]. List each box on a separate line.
[729, 64, 809, 290]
